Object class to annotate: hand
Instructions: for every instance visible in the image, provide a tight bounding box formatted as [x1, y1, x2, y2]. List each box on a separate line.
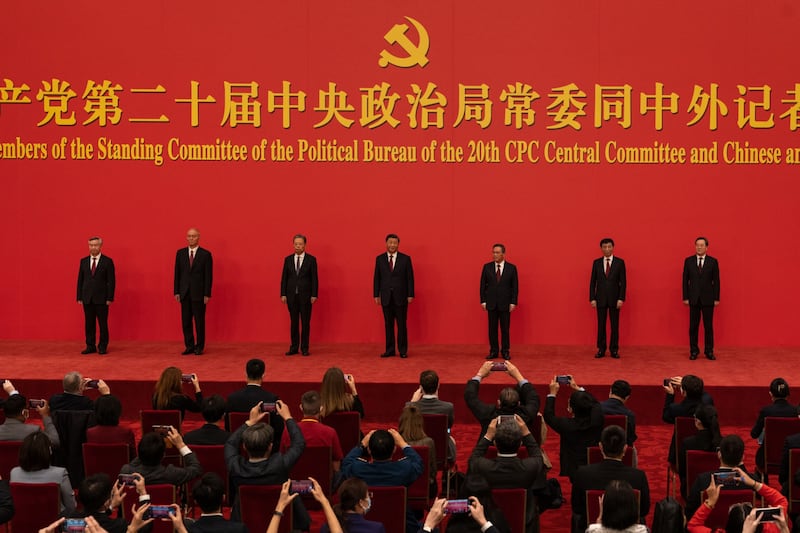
[281, 296, 287, 304]
[175, 294, 181, 302]
[504, 360, 523, 382]
[407, 297, 414, 303]
[106, 300, 112, 306]
[509, 303, 516, 312]
[361, 430, 375, 448]
[110, 479, 125, 508]
[345, 374, 357, 394]
[374, 297, 381, 305]
[663, 381, 675, 394]
[733, 466, 757, 488]
[478, 361, 493, 379]
[275, 399, 292, 421]
[167, 504, 187, 533]
[277, 480, 299, 512]
[549, 377, 560, 396]
[131, 472, 146, 495]
[568, 376, 579, 390]
[705, 476, 721, 507]
[423, 499, 447, 529]
[78, 300, 83, 305]
[203, 296, 210, 304]
[37, 400, 51, 418]
[481, 302, 487, 310]
[97, 379, 111, 395]
[484, 417, 498, 441]
[714, 300, 720, 306]
[595, 494, 604, 523]
[590, 300, 597, 308]
[411, 386, 423, 402]
[310, 297, 317, 304]
[616, 300, 623, 309]
[515, 414, 531, 436]
[167, 426, 186, 449]
[191, 374, 201, 392]
[683, 299, 689, 305]
[388, 427, 408, 448]
[742, 507, 763, 533]
[129, 502, 155, 531]
[84, 516, 110, 533]
[248, 403, 269, 426]
[2, 380, 15, 395]
[468, 496, 488, 526]
[38, 517, 65, 533]
[307, 477, 330, 504]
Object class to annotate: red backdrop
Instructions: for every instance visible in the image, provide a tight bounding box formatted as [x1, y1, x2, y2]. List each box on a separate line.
[2, 1, 799, 347]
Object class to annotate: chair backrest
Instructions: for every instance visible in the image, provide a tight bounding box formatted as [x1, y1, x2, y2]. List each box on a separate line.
[603, 414, 628, 433]
[0, 441, 22, 480]
[764, 417, 800, 475]
[324, 411, 361, 455]
[673, 417, 699, 471]
[685, 450, 719, 493]
[493, 488, 527, 533]
[187, 445, 228, 512]
[484, 445, 529, 460]
[239, 485, 292, 533]
[700, 489, 755, 530]
[368, 486, 407, 533]
[422, 414, 449, 471]
[140, 410, 182, 434]
[586, 488, 641, 526]
[586, 446, 634, 466]
[10, 482, 61, 532]
[391, 445, 431, 510]
[52, 409, 95, 487]
[145, 484, 178, 533]
[291, 445, 333, 509]
[527, 413, 544, 446]
[225, 411, 263, 432]
[790, 448, 800, 514]
[82, 442, 131, 479]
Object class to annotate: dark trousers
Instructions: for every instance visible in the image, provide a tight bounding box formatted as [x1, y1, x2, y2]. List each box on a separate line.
[382, 302, 408, 355]
[689, 304, 714, 354]
[287, 294, 312, 351]
[487, 308, 511, 355]
[83, 303, 109, 349]
[596, 305, 620, 352]
[181, 297, 206, 350]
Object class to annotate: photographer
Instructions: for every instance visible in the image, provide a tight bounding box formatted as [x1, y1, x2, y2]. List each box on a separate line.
[464, 361, 539, 438]
[120, 427, 202, 487]
[0, 380, 60, 445]
[63, 473, 150, 533]
[49, 372, 110, 412]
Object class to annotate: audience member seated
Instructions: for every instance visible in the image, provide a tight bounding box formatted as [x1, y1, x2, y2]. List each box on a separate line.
[10, 432, 75, 512]
[276, 478, 341, 533]
[585, 480, 648, 533]
[468, 415, 545, 533]
[63, 473, 150, 533]
[320, 367, 365, 418]
[542, 375, 603, 481]
[322, 477, 385, 533]
[120, 427, 202, 486]
[185, 472, 247, 533]
[464, 361, 539, 438]
[184, 395, 230, 446]
[86, 394, 136, 457]
[152, 367, 202, 419]
[225, 400, 308, 528]
[279, 390, 343, 473]
[600, 380, 638, 447]
[445, 474, 511, 533]
[778, 416, 800, 496]
[398, 404, 437, 498]
[662, 374, 714, 464]
[418, 497, 502, 533]
[686, 435, 751, 518]
[751, 377, 796, 475]
[408, 369, 456, 460]
[570, 425, 650, 533]
[0, 381, 60, 445]
[679, 404, 722, 498]
[226, 358, 284, 447]
[687, 467, 789, 533]
[49, 371, 110, 412]
[0, 478, 11, 525]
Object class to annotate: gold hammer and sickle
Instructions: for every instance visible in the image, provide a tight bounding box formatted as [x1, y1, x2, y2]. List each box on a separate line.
[378, 16, 430, 68]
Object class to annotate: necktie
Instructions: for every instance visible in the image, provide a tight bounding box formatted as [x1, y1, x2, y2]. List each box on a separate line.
[605, 258, 610, 277]
[496, 264, 501, 282]
[296, 255, 301, 274]
[91, 257, 97, 276]
[190, 250, 195, 268]
[698, 256, 704, 272]
[389, 255, 394, 272]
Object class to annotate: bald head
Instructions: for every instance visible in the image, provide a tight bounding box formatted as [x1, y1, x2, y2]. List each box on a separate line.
[186, 228, 200, 247]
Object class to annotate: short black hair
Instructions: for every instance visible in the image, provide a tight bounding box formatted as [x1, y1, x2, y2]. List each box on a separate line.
[293, 234, 307, 244]
[601, 480, 639, 530]
[138, 432, 166, 467]
[19, 431, 52, 472]
[201, 394, 226, 423]
[718, 434, 745, 467]
[492, 243, 506, 253]
[191, 472, 225, 513]
[368, 429, 395, 461]
[681, 375, 704, 400]
[695, 236, 709, 246]
[600, 425, 626, 458]
[498, 387, 520, 410]
[246, 358, 265, 380]
[494, 420, 522, 454]
[610, 380, 631, 399]
[3, 394, 27, 417]
[385, 233, 400, 242]
[770, 377, 790, 399]
[569, 390, 596, 417]
[79, 473, 113, 514]
[600, 238, 615, 247]
[94, 394, 122, 426]
[419, 370, 439, 394]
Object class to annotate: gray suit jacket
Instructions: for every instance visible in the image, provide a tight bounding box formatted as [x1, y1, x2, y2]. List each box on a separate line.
[0, 417, 60, 446]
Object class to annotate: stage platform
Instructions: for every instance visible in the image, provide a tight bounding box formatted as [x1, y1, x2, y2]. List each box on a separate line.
[0, 340, 793, 426]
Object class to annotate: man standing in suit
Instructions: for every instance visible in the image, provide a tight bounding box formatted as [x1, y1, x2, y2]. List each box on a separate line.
[480, 244, 518, 360]
[280, 234, 318, 356]
[682, 236, 720, 360]
[589, 238, 626, 358]
[373, 233, 414, 358]
[77, 236, 115, 355]
[174, 227, 213, 355]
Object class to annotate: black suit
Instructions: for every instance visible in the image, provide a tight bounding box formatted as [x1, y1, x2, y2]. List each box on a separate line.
[543, 393, 603, 481]
[682, 254, 720, 355]
[225, 385, 284, 447]
[280, 253, 318, 353]
[751, 399, 797, 471]
[77, 254, 115, 351]
[589, 256, 626, 354]
[183, 423, 230, 446]
[373, 251, 414, 355]
[174, 246, 213, 351]
[480, 261, 519, 356]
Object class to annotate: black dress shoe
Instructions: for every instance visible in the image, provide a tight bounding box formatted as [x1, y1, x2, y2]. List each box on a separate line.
[502, 353, 511, 360]
[182, 347, 195, 355]
[194, 348, 203, 355]
[611, 352, 620, 359]
[380, 352, 396, 358]
[705, 352, 716, 360]
[81, 346, 97, 355]
[301, 350, 310, 356]
[690, 353, 698, 360]
[485, 353, 499, 360]
[285, 349, 298, 356]
[400, 354, 408, 359]
[594, 351, 605, 358]
[98, 348, 107, 355]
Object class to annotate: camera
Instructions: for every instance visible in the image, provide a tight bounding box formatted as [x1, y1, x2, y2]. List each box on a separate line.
[290, 479, 313, 494]
[181, 374, 194, 383]
[444, 499, 471, 514]
[490, 361, 507, 371]
[62, 519, 86, 532]
[753, 507, 782, 522]
[144, 505, 176, 519]
[261, 402, 277, 413]
[85, 379, 100, 389]
[152, 425, 171, 436]
[556, 375, 571, 385]
[712, 470, 737, 486]
[27, 399, 45, 409]
[118, 473, 139, 486]
[663, 378, 672, 387]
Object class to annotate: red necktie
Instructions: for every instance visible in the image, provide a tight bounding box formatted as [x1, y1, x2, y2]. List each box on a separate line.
[605, 258, 610, 277]
[496, 264, 501, 282]
[91, 257, 97, 276]
[389, 255, 394, 272]
[190, 250, 195, 268]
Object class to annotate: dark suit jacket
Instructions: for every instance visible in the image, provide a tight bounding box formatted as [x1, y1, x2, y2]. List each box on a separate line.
[682, 255, 720, 305]
[280, 253, 318, 300]
[571, 459, 650, 530]
[589, 257, 625, 306]
[779, 431, 800, 488]
[187, 515, 249, 533]
[480, 262, 518, 311]
[120, 451, 202, 486]
[0, 479, 13, 525]
[373, 252, 414, 305]
[751, 399, 798, 439]
[184, 423, 231, 446]
[464, 379, 539, 436]
[225, 385, 284, 445]
[662, 392, 714, 464]
[543, 394, 603, 480]
[174, 247, 213, 301]
[77, 255, 115, 303]
[600, 398, 637, 445]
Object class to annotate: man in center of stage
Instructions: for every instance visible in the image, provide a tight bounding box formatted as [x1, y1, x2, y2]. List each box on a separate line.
[480, 243, 519, 360]
[373, 233, 414, 358]
[174, 227, 213, 356]
[589, 237, 626, 359]
[280, 234, 318, 356]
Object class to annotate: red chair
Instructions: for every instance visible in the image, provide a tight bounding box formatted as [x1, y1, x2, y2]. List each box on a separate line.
[368, 486, 407, 533]
[700, 489, 755, 530]
[422, 414, 453, 495]
[146, 484, 178, 533]
[225, 411, 258, 432]
[392, 445, 431, 511]
[789, 448, 800, 514]
[667, 417, 698, 497]
[0, 441, 22, 480]
[290, 445, 333, 509]
[763, 417, 800, 476]
[685, 450, 719, 496]
[587, 445, 634, 466]
[187, 445, 228, 516]
[493, 488, 527, 533]
[324, 411, 361, 455]
[82, 442, 130, 478]
[239, 485, 292, 533]
[603, 414, 628, 432]
[9, 482, 61, 533]
[586, 488, 641, 525]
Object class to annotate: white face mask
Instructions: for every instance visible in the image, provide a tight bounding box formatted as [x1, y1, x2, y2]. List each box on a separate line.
[362, 496, 372, 514]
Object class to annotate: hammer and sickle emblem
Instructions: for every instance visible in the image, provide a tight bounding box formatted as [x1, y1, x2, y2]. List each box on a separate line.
[378, 16, 430, 68]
